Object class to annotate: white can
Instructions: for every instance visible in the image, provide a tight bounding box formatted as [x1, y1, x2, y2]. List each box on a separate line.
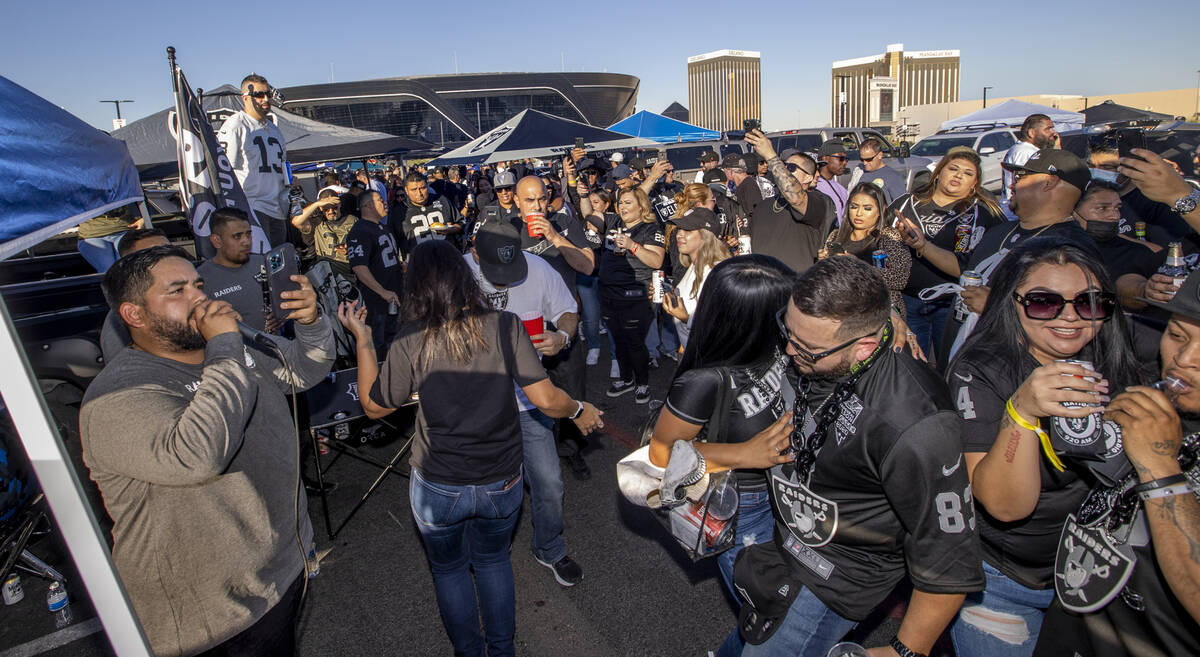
[3, 574, 23, 605]
[651, 271, 664, 304]
[737, 235, 752, 255]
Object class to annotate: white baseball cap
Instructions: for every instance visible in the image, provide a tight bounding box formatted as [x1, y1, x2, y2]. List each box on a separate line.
[610, 152, 624, 163]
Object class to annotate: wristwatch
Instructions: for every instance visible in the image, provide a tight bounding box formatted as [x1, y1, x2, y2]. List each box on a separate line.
[569, 400, 584, 419]
[1174, 188, 1200, 215]
[556, 329, 572, 349]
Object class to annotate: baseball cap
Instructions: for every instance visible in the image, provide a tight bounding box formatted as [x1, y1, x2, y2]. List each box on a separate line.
[778, 148, 803, 161]
[493, 171, 517, 189]
[1140, 267, 1200, 321]
[817, 140, 847, 157]
[721, 153, 748, 170]
[702, 168, 728, 184]
[1001, 149, 1091, 191]
[629, 157, 648, 171]
[612, 164, 634, 180]
[669, 207, 720, 234]
[610, 152, 625, 163]
[473, 221, 527, 285]
[699, 150, 719, 163]
[733, 542, 802, 645]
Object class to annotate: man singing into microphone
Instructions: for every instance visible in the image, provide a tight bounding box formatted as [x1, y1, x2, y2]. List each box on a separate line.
[79, 245, 335, 656]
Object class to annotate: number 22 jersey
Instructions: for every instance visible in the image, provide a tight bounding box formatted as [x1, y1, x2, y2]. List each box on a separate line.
[391, 196, 460, 258]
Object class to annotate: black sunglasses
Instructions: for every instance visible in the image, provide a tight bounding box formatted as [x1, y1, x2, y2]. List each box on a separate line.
[775, 308, 878, 363]
[243, 90, 273, 99]
[1012, 290, 1116, 321]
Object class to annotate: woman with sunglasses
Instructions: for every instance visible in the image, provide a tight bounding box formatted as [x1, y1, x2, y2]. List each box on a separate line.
[892, 148, 1006, 361]
[945, 238, 1143, 657]
[649, 255, 796, 657]
[822, 182, 911, 316]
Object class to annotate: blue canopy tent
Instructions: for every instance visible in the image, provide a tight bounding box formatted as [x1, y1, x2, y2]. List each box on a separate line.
[607, 110, 720, 143]
[0, 76, 142, 261]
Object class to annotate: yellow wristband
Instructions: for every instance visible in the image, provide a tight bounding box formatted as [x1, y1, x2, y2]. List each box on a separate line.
[1005, 398, 1065, 472]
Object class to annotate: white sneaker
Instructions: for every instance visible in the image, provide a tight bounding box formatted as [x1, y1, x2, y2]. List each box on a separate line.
[586, 348, 600, 366]
[610, 360, 620, 379]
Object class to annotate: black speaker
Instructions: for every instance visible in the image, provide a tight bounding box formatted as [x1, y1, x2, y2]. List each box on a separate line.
[306, 368, 367, 429]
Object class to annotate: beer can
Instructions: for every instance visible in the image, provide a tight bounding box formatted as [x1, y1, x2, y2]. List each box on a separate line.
[954, 223, 972, 252]
[3, 573, 23, 605]
[871, 250, 887, 269]
[1134, 221, 1147, 240]
[960, 270, 983, 287]
[651, 270, 664, 304]
[1056, 359, 1099, 408]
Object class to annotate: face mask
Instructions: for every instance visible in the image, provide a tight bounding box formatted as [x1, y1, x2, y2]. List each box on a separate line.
[1084, 218, 1120, 242]
[1089, 168, 1119, 184]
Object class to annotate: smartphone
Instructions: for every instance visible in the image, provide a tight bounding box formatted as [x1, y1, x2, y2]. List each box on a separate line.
[1115, 128, 1147, 161]
[743, 118, 760, 132]
[661, 276, 676, 298]
[657, 148, 668, 162]
[267, 242, 301, 321]
[574, 137, 586, 150]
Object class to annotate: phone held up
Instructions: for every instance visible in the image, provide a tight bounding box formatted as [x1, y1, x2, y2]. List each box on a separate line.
[743, 118, 761, 133]
[574, 137, 586, 151]
[267, 242, 301, 321]
[1115, 128, 1147, 162]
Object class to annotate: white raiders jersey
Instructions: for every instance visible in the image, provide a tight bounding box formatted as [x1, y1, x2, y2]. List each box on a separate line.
[216, 110, 289, 219]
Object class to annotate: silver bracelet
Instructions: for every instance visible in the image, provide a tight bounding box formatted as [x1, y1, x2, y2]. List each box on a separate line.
[1139, 482, 1193, 501]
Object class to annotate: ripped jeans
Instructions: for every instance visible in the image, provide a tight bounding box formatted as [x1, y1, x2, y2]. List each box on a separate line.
[713, 489, 775, 657]
[949, 561, 1054, 657]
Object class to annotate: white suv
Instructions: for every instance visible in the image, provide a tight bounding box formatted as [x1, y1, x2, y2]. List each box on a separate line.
[910, 126, 1019, 193]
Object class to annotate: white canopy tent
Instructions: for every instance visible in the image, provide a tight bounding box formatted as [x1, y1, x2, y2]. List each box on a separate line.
[939, 99, 1084, 133]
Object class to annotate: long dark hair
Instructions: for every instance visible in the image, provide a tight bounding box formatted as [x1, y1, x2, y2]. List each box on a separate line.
[402, 241, 491, 368]
[950, 238, 1142, 389]
[677, 255, 796, 376]
[915, 150, 1004, 217]
[831, 182, 894, 254]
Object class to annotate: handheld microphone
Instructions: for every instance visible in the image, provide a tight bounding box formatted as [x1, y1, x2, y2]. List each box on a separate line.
[237, 321, 275, 346]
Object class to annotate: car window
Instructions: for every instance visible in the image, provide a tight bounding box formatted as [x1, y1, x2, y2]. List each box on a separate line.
[665, 145, 716, 170]
[863, 132, 895, 157]
[721, 144, 745, 157]
[833, 132, 860, 151]
[771, 136, 797, 152]
[794, 135, 822, 153]
[993, 132, 1016, 150]
[978, 133, 1008, 153]
[910, 136, 976, 157]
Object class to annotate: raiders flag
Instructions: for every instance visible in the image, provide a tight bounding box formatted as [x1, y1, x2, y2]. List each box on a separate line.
[168, 58, 270, 258]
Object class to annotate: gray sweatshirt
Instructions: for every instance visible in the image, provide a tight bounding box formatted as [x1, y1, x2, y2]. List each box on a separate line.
[80, 317, 334, 656]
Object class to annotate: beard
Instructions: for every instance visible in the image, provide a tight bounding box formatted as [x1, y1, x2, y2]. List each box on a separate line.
[805, 349, 856, 381]
[148, 312, 207, 352]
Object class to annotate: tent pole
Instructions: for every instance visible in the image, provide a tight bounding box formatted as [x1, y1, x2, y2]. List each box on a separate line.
[0, 297, 151, 656]
[138, 201, 153, 228]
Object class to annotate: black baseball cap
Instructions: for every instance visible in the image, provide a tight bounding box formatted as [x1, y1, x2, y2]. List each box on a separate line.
[699, 150, 719, 163]
[721, 153, 748, 170]
[629, 156, 648, 171]
[817, 140, 847, 157]
[1001, 149, 1091, 191]
[1141, 267, 1200, 321]
[668, 207, 719, 234]
[733, 542, 801, 645]
[702, 168, 728, 184]
[473, 221, 527, 285]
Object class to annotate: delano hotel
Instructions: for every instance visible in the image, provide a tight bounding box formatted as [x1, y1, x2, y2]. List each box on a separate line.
[687, 50, 762, 132]
[831, 44, 959, 131]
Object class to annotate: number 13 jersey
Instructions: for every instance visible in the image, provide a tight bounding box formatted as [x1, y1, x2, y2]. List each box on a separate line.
[216, 110, 288, 220]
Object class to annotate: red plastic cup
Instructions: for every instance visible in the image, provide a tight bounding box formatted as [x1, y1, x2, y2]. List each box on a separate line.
[525, 212, 545, 238]
[520, 311, 545, 343]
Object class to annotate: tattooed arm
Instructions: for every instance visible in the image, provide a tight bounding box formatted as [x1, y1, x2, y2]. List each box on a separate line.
[745, 130, 809, 215]
[1107, 386, 1200, 622]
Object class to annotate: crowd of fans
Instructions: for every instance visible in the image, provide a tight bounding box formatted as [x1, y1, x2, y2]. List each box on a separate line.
[72, 74, 1200, 657]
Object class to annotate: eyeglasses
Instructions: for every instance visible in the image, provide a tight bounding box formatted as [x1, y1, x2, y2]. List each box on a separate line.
[775, 308, 878, 363]
[1012, 290, 1116, 321]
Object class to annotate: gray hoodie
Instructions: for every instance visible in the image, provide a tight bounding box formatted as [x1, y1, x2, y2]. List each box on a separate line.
[80, 318, 334, 656]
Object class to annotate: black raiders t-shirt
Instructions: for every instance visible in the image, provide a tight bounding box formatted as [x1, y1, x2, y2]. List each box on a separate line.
[889, 194, 1005, 297]
[391, 196, 461, 259]
[665, 357, 795, 492]
[735, 176, 765, 218]
[346, 219, 402, 311]
[1091, 234, 1161, 282]
[369, 311, 546, 486]
[597, 216, 666, 301]
[940, 220, 1094, 366]
[763, 344, 984, 620]
[496, 209, 591, 294]
[749, 193, 836, 274]
[948, 350, 1090, 589]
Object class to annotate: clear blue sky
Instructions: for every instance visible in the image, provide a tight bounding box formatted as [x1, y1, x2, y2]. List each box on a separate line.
[7, 0, 1199, 133]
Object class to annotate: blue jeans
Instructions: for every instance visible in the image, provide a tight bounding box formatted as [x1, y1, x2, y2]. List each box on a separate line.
[645, 308, 681, 355]
[902, 294, 950, 365]
[736, 585, 857, 657]
[518, 409, 566, 564]
[714, 490, 775, 657]
[949, 561, 1054, 657]
[77, 232, 126, 273]
[410, 467, 524, 657]
[576, 274, 602, 349]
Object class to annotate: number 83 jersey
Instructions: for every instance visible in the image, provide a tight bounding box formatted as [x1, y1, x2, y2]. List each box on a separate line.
[769, 346, 984, 621]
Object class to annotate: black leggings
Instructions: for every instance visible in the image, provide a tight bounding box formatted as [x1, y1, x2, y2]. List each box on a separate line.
[601, 295, 653, 386]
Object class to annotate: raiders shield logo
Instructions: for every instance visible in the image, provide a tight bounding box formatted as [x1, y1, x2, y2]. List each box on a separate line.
[770, 467, 838, 547]
[1054, 513, 1137, 613]
[497, 244, 515, 264]
[1052, 412, 1102, 448]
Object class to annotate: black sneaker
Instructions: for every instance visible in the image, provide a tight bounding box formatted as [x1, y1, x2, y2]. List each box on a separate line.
[634, 385, 651, 404]
[606, 378, 636, 397]
[535, 554, 583, 586]
[648, 356, 660, 369]
[660, 348, 678, 362]
[567, 451, 592, 480]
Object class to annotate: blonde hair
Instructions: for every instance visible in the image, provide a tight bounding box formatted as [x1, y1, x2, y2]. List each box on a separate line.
[679, 230, 731, 297]
[619, 188, 656, 224]
[673, 183, 712, 218]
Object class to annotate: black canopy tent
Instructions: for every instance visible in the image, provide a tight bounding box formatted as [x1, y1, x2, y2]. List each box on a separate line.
[1082, 100, 1174, 127]
[112, 85, 432, 180]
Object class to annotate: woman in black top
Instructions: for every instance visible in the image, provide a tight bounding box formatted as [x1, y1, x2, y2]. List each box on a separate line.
[945, 239, 1142, 657]
[890, 148, 1005, 363]
[822, 182, 912, 315]
[650, 255, 795, 656]
[338, 241, 603, 657]
[599, 188, 666, 404]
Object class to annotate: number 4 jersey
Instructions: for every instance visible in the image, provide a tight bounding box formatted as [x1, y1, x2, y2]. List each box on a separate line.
[215, 110, 288, 220]
[768, 345, 985, 621]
